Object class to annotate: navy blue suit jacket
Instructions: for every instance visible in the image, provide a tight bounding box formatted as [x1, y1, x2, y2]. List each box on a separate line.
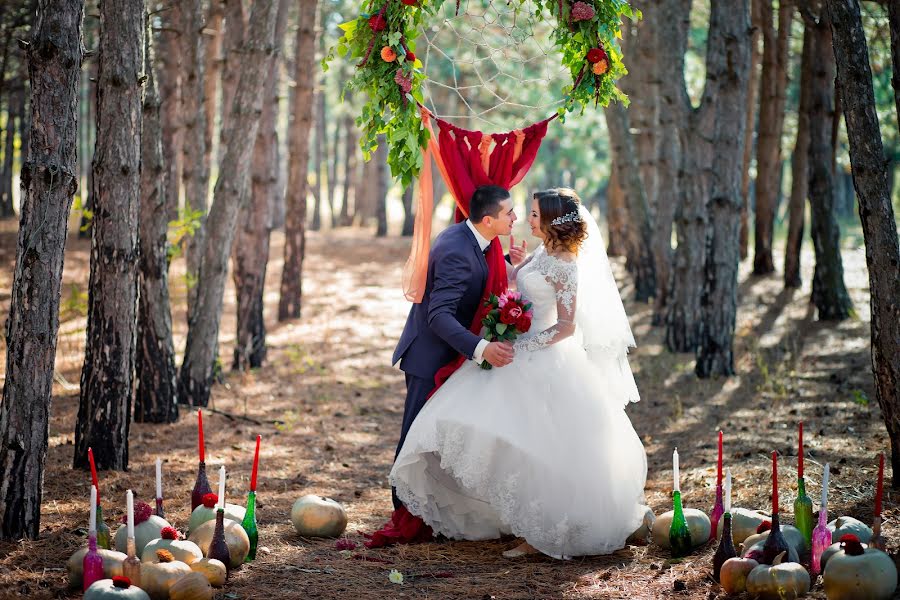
[393, 222, 488, 380]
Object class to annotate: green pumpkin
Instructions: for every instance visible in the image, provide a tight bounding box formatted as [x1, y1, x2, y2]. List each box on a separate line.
[113, 514, 172, 556]
[824, 545, 897, 599]
[650, 508, 710, 549]
[746, 551, 810, 600]
[67, 547, 127, 589]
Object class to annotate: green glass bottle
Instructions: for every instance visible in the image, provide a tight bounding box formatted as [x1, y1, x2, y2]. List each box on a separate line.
[669, 490, 693, 557]
[95, 504, 111, 550]
[241, 491, 259, 562]
[793, 477, 813, 551]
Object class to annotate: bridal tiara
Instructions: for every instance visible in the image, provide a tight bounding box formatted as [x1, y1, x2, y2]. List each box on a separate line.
[550, 210, 582, 226]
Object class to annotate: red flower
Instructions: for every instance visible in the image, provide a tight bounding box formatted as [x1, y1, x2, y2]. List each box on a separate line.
[394, 69, 412, 93]
[515, 314, 532, 333]
[406, 51, 416, 63]
[335, 538, 358, 550]
[571, 1, 595, 21]
[161, 526, 180, 540]
[369, 14, 387, 32]
[401, 0, 418, 5]
[500, 304, 523, 325]
[586, 47, 607, 64]
[112, 576, 132, 589]
[202, 493, 219, 508]
[120, 500, 153, 525]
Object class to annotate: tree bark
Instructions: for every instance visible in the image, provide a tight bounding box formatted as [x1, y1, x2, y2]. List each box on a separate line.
[232, 0, 290, 372]
[74, 0, 143, 470]
[278, 0, 318, 320]
[400, 184, 414, 236]
[375, 138, 388, 237]
[807, 10, 852, 321]
[203, 0, 223, 184]
[605, 101, 656, 301]
[605, 167, 626, 257]
[217, 0, 245, 164]
[327, 103, 339, 226]
[311, 88, 324, 231]
[740, 0, 763, 261]
[784, 22, 813, 289]
[136, 13, 178, 424]
[0, 0, 83, 541]
[889, 0, 899, 124]
[157, 0, 182, 223]
[339, 113, 356, 226]
[827, 0, 900, 487]
[753, 0, 792, 275]
[696, 0, 752, 377]
[0, 88, 19, 218]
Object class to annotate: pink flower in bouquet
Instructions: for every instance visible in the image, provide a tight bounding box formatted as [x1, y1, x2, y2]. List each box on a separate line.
[497, 290, 521, 308]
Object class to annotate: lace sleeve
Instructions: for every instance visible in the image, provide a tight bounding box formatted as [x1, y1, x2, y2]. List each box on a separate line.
[514, 255, 577, 352]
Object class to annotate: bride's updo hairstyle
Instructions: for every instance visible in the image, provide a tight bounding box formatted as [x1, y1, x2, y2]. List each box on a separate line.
[534, 188, 588, 254]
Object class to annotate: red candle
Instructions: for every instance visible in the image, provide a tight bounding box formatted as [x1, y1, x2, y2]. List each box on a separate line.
[798, 421, 804, 479]
[198, 410, 205, 463]
[88, 447, 100, 503]
[772, 451, 779, 513]
[250, 435, 261, 492]
[717, 430, 723, 486]
[875, 452, 884, 517]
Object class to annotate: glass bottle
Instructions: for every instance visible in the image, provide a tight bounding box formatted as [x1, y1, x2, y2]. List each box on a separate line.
[82, 532, 104, 591]
[95, 504, 111, 550]
[208, 508, 232, 575]
[241, 491, 259, 562]
[155, 497, 164, 520]
[712, 512, 737, 581]
[793, 477, 813, 551]
[191, 461, 213, 512]
[669, 490, 693, 557]
[709, 485, 724, 543]
[122, 536, 142, 587]
[761, 511, 791, 564]
[811, 506, 831, 575]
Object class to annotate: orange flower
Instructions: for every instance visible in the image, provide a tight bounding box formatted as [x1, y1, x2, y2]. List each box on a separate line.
[381, 46, 397, 62]
[592, 59, 608, 75]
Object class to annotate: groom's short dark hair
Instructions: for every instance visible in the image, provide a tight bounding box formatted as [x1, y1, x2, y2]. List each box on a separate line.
[470, 185, 510, 223]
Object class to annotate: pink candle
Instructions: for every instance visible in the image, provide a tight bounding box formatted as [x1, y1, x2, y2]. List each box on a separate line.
[772, 451, 779, 513]
[250, 435, 261, 492]
[875, 452, 884, 517]
[88, 447, 100, 503]
[198, 410, 205, 462]
[798, 422, 804, 479]
[717, 430, 723, 486]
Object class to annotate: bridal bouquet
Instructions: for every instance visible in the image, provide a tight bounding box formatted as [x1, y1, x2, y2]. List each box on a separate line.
[479, 291, 533, 370]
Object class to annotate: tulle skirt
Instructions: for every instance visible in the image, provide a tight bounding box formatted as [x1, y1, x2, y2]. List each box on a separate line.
[390, 337, 648, 559]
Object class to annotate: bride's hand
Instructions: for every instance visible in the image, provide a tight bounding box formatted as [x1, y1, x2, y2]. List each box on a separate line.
[508, 236, 528, 266]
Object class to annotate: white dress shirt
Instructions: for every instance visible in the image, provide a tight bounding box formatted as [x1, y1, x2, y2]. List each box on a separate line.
[465, 220, 491, 365]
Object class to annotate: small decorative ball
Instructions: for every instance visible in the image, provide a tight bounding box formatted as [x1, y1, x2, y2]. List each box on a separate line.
[369, 14, 387, 32]
[291, 495, 348, 538]
[592, 59, 608, 75]
[405, 51, 416, 63]
[381, 46, 397, 62]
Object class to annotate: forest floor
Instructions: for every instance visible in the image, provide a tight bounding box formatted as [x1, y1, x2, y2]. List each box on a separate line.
[0, 218, 895, 600]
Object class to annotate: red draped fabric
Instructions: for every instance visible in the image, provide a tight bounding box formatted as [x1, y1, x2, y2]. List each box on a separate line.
[365, 113, 552, 549]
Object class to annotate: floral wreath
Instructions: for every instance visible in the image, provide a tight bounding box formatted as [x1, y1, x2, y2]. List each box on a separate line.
[323, 0, 638, 188]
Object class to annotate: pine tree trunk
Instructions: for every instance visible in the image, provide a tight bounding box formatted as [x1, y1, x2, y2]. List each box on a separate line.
[327, 106, 339, 226]
[157, 0, 182, 223]
[740, 0, 763, 261]
[696, 0, 752, 377]
[178, 0, 279, 407]
[0, 0, 83, 541]
[400, 184, 414, 236]
[74, 0, 143, 470]
[889, 1, 899, 123]
[784, 23, 813, 289]
[136, 14, 178, 424]
[311, 89, 323, 231]
[753, 0, 792, 275]
[232, 0, 290, 372]
[375, 139, 388, 237]
[807, 12, 852, 321]
[278, 0, 318, 320]
[827, 0, 900, 487]
[606, 167, 627, 257]
[339, 113, 355, 226]
[0, 89, 18, 218]
[218, 0, 246, 165]
[203, 0, 223, 182]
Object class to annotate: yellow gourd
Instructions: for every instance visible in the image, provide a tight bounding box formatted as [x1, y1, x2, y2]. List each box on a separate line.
[140, 549, 192, 600]
[168, 572, 213, 600]
[189, 558, 227, 587]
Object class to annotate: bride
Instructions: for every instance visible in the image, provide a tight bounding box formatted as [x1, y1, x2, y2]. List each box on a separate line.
[390, 188, 648, 559]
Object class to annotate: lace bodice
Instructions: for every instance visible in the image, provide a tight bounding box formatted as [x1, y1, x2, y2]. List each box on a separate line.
[512, 245, 578, 352]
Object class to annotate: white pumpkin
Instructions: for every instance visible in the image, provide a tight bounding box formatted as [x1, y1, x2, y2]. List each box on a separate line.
[189, 558, 227, 587]
[291, 495, 349, 538]
[141, 528, 203, 565]
[187, 500, 245, 534]
[168, 572, 213, 600]
[84, 577, 151, 600]
[741, 538, 801, 564]
[140, 549, 193, 600]
[113, 503, 171, 556]
[67, 547, 127, 589]
[741, 524, 805, 560]
[716, 508, 770, 544]
[821, 540, 868, 571]
[828, 516, 873, 544]
[188, 518, 250, 568]
[823, 537, 897, 600]
[650, 508, 710, 549]
[746, 551, 811, 600]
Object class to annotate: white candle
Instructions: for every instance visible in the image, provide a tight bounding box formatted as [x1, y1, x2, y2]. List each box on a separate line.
[821, 463, 830, 508]
[673, 448, 680, 493]
[126, 489, 135, 539]
[89, 485, 97, 534]
[155, 458, 162, 499]
[218, 465, 226, 509]
[724, 468, 732, 513]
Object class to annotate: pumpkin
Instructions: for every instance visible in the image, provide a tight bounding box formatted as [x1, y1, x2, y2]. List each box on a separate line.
[650, 508, 710, 549]
[823, 535, 897, 600]
[189, 558, 227, 587]
[720, 557, 759, 595]
[741, 524, 805, 561]
[626, 506, 656, 545]
[828, 516, 873, 544]
[188, 518, 250, 568]
[84, 576, 151, 600]
[716, 508, 770, 545]
[746, 551, 811, 599]
[168, 572, 213, 600]
[142, 527, 203, 565]
[291, 495, 349, 538]
[67, 547, 127, 589]
[820, 540, 868, 571]
[113, 502, 172, 556]
[140, 549, 192, 600]
[742, 538, 800, 564]
[187, 493, 246, 534]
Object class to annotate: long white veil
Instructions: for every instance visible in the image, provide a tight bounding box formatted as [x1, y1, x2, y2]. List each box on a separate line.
[573, 204, 640, 406]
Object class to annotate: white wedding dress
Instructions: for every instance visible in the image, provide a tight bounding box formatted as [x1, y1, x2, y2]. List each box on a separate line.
[391, 211, 648, 559]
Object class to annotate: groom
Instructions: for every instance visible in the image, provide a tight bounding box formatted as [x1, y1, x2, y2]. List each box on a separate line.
[391, 185, 522, 509]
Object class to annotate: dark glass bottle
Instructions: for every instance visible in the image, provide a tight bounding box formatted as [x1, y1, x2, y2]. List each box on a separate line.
[191, 461, 213, 512]
[241, 491, 259, 562]
[208, 508, 232, 575]
[669, 491, 693, 557]
[712, 512, 737, 580]
[761, 511, 791, 564]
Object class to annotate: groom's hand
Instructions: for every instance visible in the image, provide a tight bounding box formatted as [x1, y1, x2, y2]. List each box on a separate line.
[508, 236, 527, 266]
[483, 341, 515, 367]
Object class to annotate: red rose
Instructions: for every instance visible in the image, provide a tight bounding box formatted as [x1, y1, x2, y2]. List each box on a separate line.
[406, 51, 416, 63]
[500, 304, 522, 325]
[586, 47, 607, 64]
[401, 0, 418, 5]
[369, 14, 387, 32]
[515, 314, 531, 333]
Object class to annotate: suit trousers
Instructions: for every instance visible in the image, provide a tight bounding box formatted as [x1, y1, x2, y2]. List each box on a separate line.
[392, 372, 434, 509]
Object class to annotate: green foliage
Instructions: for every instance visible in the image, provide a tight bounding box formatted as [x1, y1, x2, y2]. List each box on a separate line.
[167, 202, 205, 261]
[62, 284, 88, 317]
[324, 0, 636, 187]
[71, 196, 94, 232]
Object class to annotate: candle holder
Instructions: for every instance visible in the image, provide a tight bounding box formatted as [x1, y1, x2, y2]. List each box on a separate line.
[870, 515, 887, 551]
[669, 490, 693, 557]
[794, 477, 813, 550]
[82, 532, 104, 591]
[709, 485, 724, 543]
[712, 512, 737, 581]
[122, 536, 142, 587]
[208, 508, 232, 575]
[191, 461, 213, 512]
[155, 497, 165, 520]
[95, 504, 111, 550]
[761, 511, 791, 564]
[241, 491, 259, 562]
